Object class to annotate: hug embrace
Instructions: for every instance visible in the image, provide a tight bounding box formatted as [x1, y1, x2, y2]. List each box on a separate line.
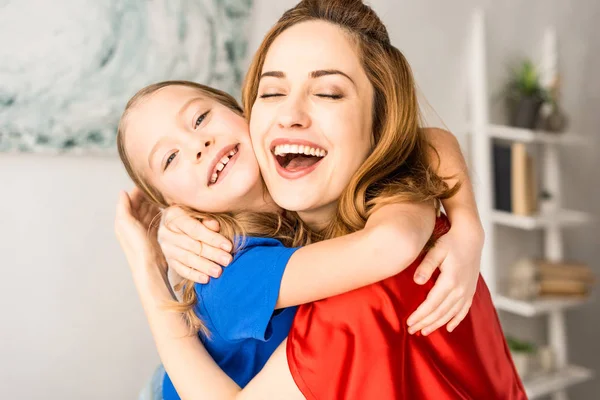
[114, 0, 527, 399]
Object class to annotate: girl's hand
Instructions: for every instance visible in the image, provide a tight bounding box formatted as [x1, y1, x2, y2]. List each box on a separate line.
[158, 206, 233, 284]
[407, 222, 484, 335]
[114, 188, 164, 271]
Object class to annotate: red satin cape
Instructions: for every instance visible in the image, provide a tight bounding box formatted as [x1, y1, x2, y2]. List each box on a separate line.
[287, 215, 527, 399]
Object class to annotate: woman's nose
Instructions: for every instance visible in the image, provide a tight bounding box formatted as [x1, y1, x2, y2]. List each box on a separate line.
[277, 96, 311, 130]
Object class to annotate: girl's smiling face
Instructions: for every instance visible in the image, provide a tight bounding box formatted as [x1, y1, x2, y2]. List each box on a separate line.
[124, 85, 266, 213]
[249, 20, 375, 227]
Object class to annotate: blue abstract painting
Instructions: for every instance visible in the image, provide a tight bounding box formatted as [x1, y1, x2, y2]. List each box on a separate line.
[0, 0, 253, 153]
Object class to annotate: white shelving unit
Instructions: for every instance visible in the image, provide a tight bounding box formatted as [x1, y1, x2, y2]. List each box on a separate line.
[468, 11, 594, 400]
[491, 209, 590, 230]
[495, 295, 589, 317]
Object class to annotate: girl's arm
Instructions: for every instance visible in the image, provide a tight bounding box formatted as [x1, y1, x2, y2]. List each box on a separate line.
[424, 127, 482, 231]
[406, 127, 484, 335]
[274, 201, 436, 308]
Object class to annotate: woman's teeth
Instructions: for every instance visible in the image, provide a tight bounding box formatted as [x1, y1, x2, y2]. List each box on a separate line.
[210, 147, 238, 184]
[273, 144, 327, 157]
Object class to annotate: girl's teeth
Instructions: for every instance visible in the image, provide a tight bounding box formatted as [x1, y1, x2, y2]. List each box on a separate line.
[211, 173, 218, 183]
[310, 148, 316, 156]
[221, 156, 230, 164]
[216, 162, 225, 172]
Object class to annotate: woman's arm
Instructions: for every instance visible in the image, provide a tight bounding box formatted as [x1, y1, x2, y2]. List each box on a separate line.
[134, 257, 302, 400]
[115, 191, 301, 399]
[115, 189, 252, 399]
[133, 262, 242, 399]
[275, 201, 435, 308]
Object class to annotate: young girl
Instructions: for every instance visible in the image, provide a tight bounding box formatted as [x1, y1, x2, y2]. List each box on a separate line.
[116, 81, 474, 400]
[138, 0, 527, 399]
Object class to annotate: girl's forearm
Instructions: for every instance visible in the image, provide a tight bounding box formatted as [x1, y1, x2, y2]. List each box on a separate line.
[277, 201, 435, 309]
[130, 260, 241, 399]
[424, 128, 484, 237]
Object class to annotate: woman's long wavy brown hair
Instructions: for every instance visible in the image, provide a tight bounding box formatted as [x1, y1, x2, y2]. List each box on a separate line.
[242, 0, 459, 241]
[116, 81, 312, 334]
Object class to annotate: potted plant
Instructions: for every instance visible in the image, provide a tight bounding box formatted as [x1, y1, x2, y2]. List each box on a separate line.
[505, 60, 549, 129]
[506, 336, 537, 378]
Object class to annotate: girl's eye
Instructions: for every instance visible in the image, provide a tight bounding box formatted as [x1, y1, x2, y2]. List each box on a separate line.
[259, 93, 284, 99]
[195, 110, 210, 129]
[164, 152, 177, 171]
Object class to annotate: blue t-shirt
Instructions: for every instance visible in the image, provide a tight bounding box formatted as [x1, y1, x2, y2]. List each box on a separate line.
[162, 237, 299, 400]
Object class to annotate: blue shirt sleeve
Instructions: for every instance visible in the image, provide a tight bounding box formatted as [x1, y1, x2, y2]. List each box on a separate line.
[195, 241, 299, 342]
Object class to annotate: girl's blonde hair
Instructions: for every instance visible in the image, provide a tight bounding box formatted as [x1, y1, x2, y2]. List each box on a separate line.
[116, 80, 312, 334]
[242, 0, 459, 243]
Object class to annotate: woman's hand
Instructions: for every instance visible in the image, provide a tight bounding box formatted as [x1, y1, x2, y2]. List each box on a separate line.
[158, 206, 233, 284]
[407, 220, 484, 335]
[114, 188, 165, 272]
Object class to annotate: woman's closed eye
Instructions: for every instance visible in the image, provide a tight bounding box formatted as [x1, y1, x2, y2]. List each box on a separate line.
[259, 93, 342, 99]
[315, 93, 343, 99]
[260, 92, 285, 99]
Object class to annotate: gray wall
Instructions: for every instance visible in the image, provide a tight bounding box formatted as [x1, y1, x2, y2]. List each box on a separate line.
[0, 0, 597, 398]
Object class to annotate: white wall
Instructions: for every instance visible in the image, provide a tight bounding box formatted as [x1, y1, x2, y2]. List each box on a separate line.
[0, 154, 159, 399]
[1, 0, 598, 399]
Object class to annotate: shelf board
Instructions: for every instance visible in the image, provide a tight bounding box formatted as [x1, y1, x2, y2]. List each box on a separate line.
[524, 365, 593, 399]
[495, 295, 588, 317]
[487, 124, 585, 145]
[492, 209, 591, 230]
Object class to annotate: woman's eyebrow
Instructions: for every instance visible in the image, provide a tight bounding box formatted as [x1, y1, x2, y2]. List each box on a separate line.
[310, 69, 355, 85]
[259, 69, 355, 86]
[260, 71, 285, 79]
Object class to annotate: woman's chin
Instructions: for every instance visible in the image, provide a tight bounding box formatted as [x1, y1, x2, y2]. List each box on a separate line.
[271, 191, 333, 218]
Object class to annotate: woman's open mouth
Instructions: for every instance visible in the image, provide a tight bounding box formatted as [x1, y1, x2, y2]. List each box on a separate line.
[271, 141, 327, 179]
[208, 144, 239, 186]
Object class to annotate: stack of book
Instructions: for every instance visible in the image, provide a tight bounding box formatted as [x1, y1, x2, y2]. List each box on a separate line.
[507, 259, 595, 300]
[537, 260, 595, 297]
[493, 142, 538, 216]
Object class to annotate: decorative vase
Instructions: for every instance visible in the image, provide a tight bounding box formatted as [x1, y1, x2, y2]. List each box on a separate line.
[537, 103, 568, 133]
[508, 94, 545, 129]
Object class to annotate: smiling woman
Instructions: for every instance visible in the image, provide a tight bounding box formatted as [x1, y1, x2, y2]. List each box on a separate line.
[248, 21, 375, 227]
